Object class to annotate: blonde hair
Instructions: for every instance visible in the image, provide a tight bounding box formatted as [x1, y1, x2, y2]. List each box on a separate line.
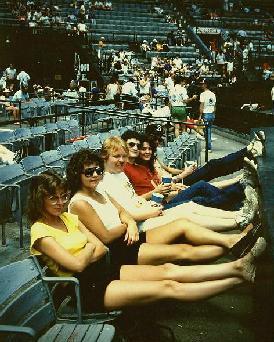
[101, 136, 128, 160]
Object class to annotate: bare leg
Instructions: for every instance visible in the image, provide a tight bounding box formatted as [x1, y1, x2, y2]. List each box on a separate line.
[186, 213, 237, 231]
[187, 202, 238, 219]
[103, 277, 242, 310]
[121, 258, 248, 282]
[145, 218, 241, 247]
[174, 123, 180, 137]
[164, 204, 238, 231]
[137, 243, 225, 265]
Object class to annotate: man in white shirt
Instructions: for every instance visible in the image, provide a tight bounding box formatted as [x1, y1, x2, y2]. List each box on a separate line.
[17, 70, 30, 87]
[4, 64, 17, 91]
[121, 78, 138, 98]
[169, 76, 197, 137]
[199, 81, 216, 152]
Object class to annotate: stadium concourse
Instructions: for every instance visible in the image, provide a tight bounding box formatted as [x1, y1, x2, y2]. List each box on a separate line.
[0, 0, 273, 341]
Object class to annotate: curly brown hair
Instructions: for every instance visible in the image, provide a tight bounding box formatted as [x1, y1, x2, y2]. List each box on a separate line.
[66, 149, 104, 195]
[27, 170, 68, 224]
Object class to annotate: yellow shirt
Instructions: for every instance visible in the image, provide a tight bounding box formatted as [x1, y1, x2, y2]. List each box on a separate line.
[30, 212, 88, 276]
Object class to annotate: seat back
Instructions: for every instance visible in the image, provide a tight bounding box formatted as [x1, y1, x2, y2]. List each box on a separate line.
[0, 258, 56, 337]
[57, 144, 77, 159]
[0, 163, 26, 184]
[45, 122, 59, 133]
[0, 130, 15, 143]
[30, 125, 47, 136]
[14, 127, 32, 140]
[20, 155, 47, 174]
[73, 139, 89, 151]
[40, 150, 63, 165]
[86, 135, 102, 150]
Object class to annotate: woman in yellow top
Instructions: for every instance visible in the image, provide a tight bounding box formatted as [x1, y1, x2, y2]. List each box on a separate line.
[30, 170, 265, 313]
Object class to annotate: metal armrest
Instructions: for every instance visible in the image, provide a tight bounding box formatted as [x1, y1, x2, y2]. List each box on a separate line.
[42, 276, 82, 323]
[0, 325, 36, 339]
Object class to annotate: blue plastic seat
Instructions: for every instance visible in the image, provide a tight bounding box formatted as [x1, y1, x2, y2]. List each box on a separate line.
[20, 155, 48, 175]
[73, 139, 89, 151]
[40, 150, 65, 175]
[0, 164, 32, 247]
[57, 144, 77, 165]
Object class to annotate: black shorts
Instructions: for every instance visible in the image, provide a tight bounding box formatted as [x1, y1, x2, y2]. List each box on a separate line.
[75, 259, 114, 312]
[108, 232, 146, 277]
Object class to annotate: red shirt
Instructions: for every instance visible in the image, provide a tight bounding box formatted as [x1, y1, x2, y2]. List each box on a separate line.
[123, 162, 160, 195]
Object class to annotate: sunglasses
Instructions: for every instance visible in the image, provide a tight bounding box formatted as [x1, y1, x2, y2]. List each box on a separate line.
[128, 142, 141, 149]
[82, 166, 104, 177]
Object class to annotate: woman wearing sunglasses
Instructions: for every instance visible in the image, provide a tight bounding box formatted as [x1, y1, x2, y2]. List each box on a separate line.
[101, 136, 258, 233]
[66, 148, 263, 270]
[29, 170, 265, 313]
[124, 133, 248, 213]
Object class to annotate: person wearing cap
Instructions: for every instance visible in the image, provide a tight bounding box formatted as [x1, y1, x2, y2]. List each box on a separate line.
[199, 80, 216, 152]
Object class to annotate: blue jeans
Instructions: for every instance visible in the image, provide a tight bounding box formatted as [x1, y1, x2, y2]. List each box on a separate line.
[164, 180, 244, 211]
[184, 148, 247, 186]
[203, 113, 215, 150]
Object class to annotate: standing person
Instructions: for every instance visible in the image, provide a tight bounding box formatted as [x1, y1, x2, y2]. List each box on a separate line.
[8, 84, 30, 124]
[4, 63, 17, 91]
[199, 81, 216, 152]
[169, 76, 197, 137]
[105, 75, 121, 101]
[139, 73, 151, 97]
[29, 170, 265, 312]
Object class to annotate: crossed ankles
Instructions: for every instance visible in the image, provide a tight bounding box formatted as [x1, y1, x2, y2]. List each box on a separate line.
[229, 223, 263, 259]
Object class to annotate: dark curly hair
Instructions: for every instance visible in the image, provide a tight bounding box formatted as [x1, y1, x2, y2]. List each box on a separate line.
[136, 134, 157, 173]
[121, 130, 141, 142]
[27, 170, 68, 224]
[66, 149, 104, 195]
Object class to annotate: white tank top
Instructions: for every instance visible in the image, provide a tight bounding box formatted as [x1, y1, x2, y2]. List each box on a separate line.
[68, 191, 121, 230]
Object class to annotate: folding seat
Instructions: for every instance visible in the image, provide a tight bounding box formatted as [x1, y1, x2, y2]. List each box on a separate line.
[20, 155, 48, 175]
[57, 144, 77, 165]
[19, 103, 31, 119]
[73, 139, 89, 151]
[44, 122, 61, 150]
[0, 163, 32, 247]
[86, 134, 102, 151]
[109, 129, 120, 137]
[30, 125, 46, 153]
[40, 150, 65, 175]
[13, 127, 35, 158]
[0, 130, 15, 151]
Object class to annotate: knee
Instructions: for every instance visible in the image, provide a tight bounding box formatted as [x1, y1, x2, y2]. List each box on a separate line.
[160, 279, 179, 293]
[178, 244, 196, 259]
[160, 263, 176, 278]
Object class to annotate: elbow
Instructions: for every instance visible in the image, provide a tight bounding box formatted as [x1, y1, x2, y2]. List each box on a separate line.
[74, 260, 86, 273]
[100, 234, 112, 245]
[96, 244, 108, 258]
